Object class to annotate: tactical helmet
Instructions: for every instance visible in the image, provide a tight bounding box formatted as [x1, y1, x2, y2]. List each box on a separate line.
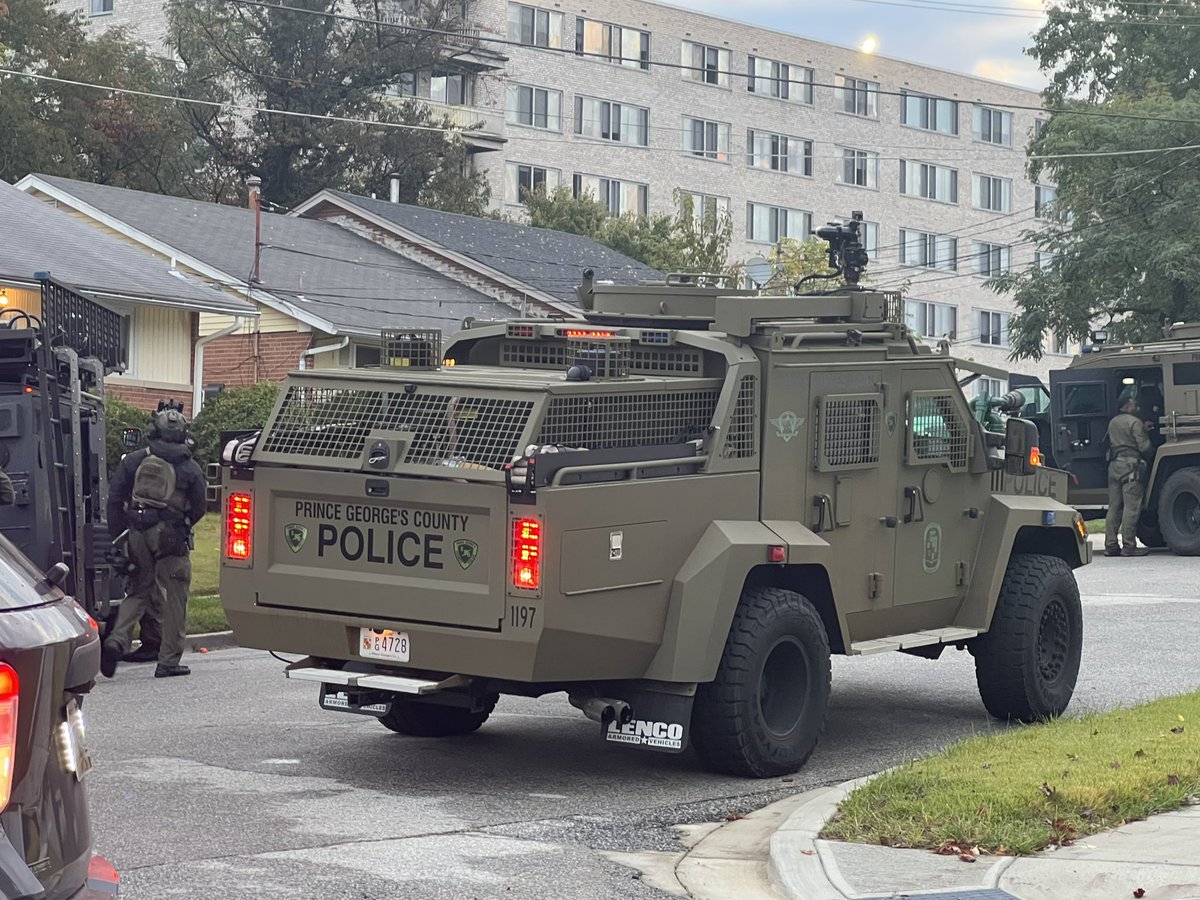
[152, 400, 188, 443]
[1118, 385, 1139, 407]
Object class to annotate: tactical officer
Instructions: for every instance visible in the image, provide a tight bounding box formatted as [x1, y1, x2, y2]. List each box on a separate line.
[101, 402, 206, 678]
[1105, 391, 1153, 557]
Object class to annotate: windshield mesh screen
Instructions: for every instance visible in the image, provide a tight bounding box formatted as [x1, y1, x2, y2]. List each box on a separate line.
[539, 390, 720, 450]
[259, 385, 534, 469]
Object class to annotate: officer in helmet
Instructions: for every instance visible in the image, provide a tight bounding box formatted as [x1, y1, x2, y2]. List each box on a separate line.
[102, 400, 206, 678]
[1104, 386, 1153, 557]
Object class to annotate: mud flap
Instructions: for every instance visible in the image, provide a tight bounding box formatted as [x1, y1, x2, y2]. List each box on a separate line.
[602, 688, 695, 754]
[318, 684, 392, 718]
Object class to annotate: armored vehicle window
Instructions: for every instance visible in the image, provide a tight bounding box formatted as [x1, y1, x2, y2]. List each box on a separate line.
[907, 390, 970, 471]
[1062, 382, 1105, 417]
[539, 390, 720, 450]
[1173, 362, 1200, 385]
[816, 393, 881, 471]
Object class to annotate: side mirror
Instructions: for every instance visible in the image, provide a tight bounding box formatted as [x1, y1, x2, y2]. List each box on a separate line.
[44, 562, 69, 587]
[1005, 417, 1042, 476]
[122, 428, 143, 448]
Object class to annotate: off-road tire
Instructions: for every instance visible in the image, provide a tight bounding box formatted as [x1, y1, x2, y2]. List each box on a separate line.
[691, 587, 831, 778]
[1158, 467, 1200, 556]
[1137, 514, 1166, 549]
[379, 695, 498, 737]
[971, 553, 1082, 722]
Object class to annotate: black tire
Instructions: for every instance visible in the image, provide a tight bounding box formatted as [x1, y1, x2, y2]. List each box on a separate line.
[379, 695, 497, 737]
[1137, 515, 1166, 549]
[691, 587, 831, 778]
[971, 554, 1082, 722]
[1158, 467, 1200, 556]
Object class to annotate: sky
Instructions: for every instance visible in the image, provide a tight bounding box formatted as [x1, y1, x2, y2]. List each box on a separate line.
[663, 0, 1050, 90]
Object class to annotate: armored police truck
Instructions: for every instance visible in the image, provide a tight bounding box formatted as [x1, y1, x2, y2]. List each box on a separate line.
[218, 219, 1090, 777]
[1013, 324, 1200, 555]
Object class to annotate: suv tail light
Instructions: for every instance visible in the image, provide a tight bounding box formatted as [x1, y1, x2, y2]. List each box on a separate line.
[226, 492, 253, 561]
[0, 664, 18, 809]
[511, 518, 541, 591]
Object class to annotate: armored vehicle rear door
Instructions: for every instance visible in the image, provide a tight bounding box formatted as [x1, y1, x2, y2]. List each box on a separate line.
[1048, 369, 1110, 504]
[895, 367, 977, 606]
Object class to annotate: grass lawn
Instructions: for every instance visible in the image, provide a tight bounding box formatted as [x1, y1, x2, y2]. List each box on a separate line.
[186, 594, 228, 634]
[1086, 517, 1107, 534]
[821, 691, 1200, 856]
[191, 514, 220, 596]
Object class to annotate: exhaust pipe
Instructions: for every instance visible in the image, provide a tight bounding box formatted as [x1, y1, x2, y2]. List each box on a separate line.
[569, 695, 634, 726]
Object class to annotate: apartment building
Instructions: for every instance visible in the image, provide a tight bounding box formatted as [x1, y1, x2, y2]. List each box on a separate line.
[73, 0, 1060, 379]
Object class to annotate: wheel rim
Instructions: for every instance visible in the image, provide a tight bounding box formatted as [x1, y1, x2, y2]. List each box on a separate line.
[757, 637, 809, 739]
[1037, 597, 1071, 685]
[1171, 490, 1200, 536]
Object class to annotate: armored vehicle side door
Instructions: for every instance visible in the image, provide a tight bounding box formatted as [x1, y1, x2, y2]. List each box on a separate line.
[895, 367, 978, 606]
[801, 370, 900, 609]
[1048, 369, 1110, 505]
[1010, 374, 1054, 468]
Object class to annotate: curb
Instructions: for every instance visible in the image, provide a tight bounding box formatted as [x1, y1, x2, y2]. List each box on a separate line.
[766, 775, 1015, 900]
[185, 630, 238, 652]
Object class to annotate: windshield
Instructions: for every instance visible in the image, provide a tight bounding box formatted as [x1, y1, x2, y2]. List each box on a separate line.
[0, 533, 63, 610]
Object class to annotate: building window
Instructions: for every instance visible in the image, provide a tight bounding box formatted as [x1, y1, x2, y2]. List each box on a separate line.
[355, 345, 383, 368]
[573, 174, 648, 216]
[858, 220, 880, 258]
[506, 84, 562, 130]
[973, 105, 1012, 146]
[974, 377, 1004, 398]
[836, 147, 878, 188]
[575, 17, 650, 70]
[1035, 251, 1055, 270]
[747, 130, 812, 176]
[90, 0, 114, 15]
[575, 97, 649, 146]
[1035, 118, 1049, 138]
[747, 203, 812, 244]
[504, 162, 561, 204]
[507, 3, 562, 48]
[977, 310, 1011, 347]
[748, 56, 812, 103]
[972, 174, 1013, 213]
[899, 229, 958, 270]
[835, 75, 878, 118]
[973, 243, 1011, 277]
[906, 300, 958, 340]
[901, 92, 958, 135]
[682, 41, 731, 87]
[900, 160, 958, 204]
[679, 191, 730, 230]
[683, 116, 730, 161]
[1035, 185, 1058, 218]
[430, 72, 467, 106]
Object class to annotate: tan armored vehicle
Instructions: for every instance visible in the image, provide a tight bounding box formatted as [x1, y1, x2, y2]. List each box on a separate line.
[218, 218, 1091, 777]
[1013, 324, 1200, 554]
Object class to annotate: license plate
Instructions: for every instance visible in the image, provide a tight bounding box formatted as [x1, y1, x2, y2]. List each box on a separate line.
[359, 628, 410, 662]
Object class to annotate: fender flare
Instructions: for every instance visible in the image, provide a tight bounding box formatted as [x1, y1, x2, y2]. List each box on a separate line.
[643, 520, 832, 683]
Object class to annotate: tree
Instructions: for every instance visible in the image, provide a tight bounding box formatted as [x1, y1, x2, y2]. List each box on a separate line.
[190, 381, 281, 468]
[167, 0, 490, 212]
[751, 237, 856, 293]
[522, 187, 733, 272]
[989, 2, 1200, 359]
[0, 0, 193, 190]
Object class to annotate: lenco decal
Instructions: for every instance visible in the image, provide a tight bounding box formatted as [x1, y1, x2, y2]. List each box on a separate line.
[605, 719, 684, 750]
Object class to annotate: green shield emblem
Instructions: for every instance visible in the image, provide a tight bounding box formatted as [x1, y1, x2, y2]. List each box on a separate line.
[284, 523, 308, 554]
[453, 539, 479, 570]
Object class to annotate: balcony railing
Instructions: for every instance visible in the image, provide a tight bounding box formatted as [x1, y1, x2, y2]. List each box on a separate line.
[387, 96, 504, 139]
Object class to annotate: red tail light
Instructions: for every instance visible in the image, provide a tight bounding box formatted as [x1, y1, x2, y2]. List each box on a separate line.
[511, 518, 541, 590]
[226, 492, 253, 561]
[0, 664, 18, 809]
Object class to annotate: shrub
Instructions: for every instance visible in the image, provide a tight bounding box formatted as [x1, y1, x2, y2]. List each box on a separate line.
[104, 396, 151, 474]
[190, 381, 281, 468]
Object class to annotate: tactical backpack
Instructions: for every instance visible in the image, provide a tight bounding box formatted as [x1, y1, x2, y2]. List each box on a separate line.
[131, 452, 177, 510]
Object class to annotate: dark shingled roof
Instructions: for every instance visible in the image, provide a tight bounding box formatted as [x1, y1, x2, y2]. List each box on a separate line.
[0, 180, 254, 316]
[31, 176, 515, 336]
[324, 190, 663, 305]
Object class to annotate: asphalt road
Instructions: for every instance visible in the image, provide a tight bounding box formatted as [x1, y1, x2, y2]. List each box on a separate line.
[83, 551, 1200, 899]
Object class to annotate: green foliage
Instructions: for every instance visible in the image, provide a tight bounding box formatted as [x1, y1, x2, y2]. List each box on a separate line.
[754, 237, 849, 291]
[189, 382, 281, 468]
[993, 5, 1200, 359]
[167, 0, 491, 211]
[522, 186, 733, 273]
[104, 397, 151, 475]
[0, 0, 194, 189]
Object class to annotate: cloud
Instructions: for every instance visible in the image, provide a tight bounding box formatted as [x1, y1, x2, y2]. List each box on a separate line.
[973, 57, 1046, 90]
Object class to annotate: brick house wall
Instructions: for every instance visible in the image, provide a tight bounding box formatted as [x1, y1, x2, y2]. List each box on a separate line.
[200, 332, 314, 391]
[107, 384, 193, 418]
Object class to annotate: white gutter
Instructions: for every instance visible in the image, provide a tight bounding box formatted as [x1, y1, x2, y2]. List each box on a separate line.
[193, 317, 246, 414]
[300, 336, 349, 370]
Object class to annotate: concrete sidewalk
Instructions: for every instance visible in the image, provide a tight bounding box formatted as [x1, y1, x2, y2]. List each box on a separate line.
[768, 779, 1200, 900]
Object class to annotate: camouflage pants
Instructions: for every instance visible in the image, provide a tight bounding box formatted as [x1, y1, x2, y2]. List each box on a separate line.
[1105, 459, 1145, 549]
[104, 526, 192, 667]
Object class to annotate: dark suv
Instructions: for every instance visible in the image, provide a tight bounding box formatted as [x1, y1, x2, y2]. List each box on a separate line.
[0, 533, 118, 899]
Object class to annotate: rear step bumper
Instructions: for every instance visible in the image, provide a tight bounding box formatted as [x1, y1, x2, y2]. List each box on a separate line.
[285, 665, 467, 695]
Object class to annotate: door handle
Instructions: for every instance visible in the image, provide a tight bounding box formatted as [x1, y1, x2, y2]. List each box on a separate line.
[903, 486, 924, 524]
[813, 494, 833, 533]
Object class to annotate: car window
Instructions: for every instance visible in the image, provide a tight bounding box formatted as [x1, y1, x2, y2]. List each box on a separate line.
[1062, 382, 1105, 416]
[0, 534, 61, 610]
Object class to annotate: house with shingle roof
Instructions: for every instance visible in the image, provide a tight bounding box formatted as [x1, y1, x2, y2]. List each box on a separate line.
[0, 180, 257, 415]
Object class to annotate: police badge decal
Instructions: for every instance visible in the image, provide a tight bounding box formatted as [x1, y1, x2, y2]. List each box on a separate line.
[453, 539, 479, 570]
[284, 524, 308, 553]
